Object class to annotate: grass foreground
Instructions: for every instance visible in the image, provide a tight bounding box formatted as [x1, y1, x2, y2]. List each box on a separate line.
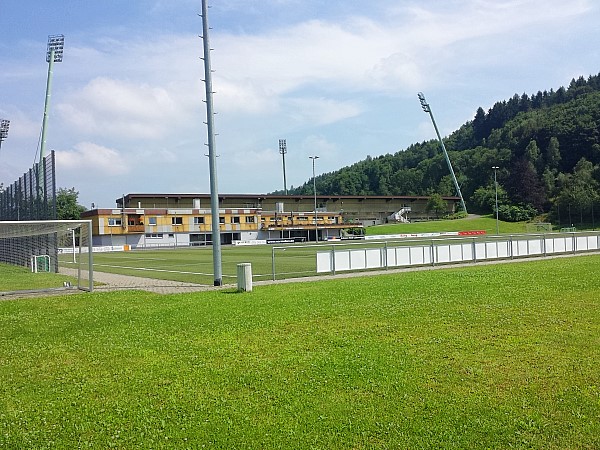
[1, 254, 599, 449]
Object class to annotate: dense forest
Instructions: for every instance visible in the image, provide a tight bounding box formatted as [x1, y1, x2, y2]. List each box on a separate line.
[285, 74, 600, 224]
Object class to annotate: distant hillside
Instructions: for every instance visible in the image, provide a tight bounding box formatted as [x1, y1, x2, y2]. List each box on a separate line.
[281, 74, 600, 224]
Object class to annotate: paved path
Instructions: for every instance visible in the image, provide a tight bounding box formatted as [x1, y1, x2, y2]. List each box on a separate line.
[59, 268, 223, 294]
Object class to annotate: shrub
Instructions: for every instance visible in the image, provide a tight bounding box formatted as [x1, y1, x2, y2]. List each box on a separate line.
[497, 204, 537, 222]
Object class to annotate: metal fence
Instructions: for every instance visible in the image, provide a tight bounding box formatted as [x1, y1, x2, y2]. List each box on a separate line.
[313, 232, 600, 275]
[267, 232, 600, 280]
[0, 151, 56, 221]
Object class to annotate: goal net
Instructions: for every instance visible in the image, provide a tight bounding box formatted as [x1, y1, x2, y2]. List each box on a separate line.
[0, 220, 93, 294]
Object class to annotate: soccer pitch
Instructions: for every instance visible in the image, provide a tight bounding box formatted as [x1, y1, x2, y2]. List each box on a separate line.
[61, 244, 323, 285]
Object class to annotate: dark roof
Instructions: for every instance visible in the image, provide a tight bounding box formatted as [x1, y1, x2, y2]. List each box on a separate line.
[117, 193, 461, 204]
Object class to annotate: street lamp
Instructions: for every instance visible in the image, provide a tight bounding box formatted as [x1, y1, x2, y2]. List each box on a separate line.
[279, 139, 288, 195]
[492, 166, 499, 235]
[0, 119, 9, 152]
[309, 155, 319, 243]
[417, 92, 467, 214]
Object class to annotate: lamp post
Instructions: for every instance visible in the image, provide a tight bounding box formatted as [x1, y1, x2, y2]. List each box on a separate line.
[492, 166, 499, 235]
[279, 139, 288, 195]
[0, 119, 9, 152]
[309, 155, 319, 242]
[417, 92, 467, 214]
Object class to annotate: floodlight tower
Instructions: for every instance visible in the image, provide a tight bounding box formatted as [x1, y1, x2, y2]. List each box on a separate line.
[200, 0, 222, 286]
[492, 166, 500, 235]
[40, 35, 64, 164]
[417, 92, 467, 214]
[309, 155, 319, 242]
[0, 119, 9, 152]
[279, 139, 288, 195]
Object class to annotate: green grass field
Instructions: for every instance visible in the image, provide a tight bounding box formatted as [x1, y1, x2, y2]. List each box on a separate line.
[1, 255, 599, 448]
[367, 214, 529, 235]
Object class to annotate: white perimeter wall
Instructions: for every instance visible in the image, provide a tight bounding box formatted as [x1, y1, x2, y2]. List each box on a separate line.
[317, 233, 600, 273]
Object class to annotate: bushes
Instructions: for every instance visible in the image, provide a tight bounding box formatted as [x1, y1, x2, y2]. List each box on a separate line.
[497, 204, 537, 222]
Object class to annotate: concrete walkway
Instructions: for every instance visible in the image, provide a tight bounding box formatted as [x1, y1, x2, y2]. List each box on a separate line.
[59, 268, 223, 294]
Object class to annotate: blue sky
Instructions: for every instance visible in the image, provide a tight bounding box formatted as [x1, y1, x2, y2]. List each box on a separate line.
[1, 0, 599, 208]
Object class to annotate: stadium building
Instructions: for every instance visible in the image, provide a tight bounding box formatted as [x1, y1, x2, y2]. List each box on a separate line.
[81, 193, 460, 248]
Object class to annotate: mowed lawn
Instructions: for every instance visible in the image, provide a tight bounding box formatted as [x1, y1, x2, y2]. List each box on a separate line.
[1, 255, 599, 449]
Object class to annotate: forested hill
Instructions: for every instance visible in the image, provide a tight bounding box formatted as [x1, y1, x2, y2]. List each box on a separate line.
[285, 73, 600, 223]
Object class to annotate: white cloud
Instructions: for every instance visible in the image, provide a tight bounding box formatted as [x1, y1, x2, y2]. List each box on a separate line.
[55, 142, 129, 176]
[285, 97, 362, 127]
[58, 77, 182, 140]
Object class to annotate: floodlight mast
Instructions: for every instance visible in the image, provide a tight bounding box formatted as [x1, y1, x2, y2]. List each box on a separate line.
[309, 155, 319, 242]
[38, 35, 64, 196]
[0, 119, 9, 151]
[200, 0, 223, 286]
[279, 139, 288, 195]
[417, 92, 467, 214]
[40, 35, 64, 164]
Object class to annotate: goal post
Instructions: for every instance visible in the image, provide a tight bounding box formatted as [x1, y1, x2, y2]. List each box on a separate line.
[0, 220, 94, 294]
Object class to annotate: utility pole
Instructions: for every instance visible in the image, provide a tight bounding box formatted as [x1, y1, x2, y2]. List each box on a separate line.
[418, 92, 467, 214]
[200, 0, 222, 286]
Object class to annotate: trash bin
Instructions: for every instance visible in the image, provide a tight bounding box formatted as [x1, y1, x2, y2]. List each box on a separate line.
[237, 263, 252, 292]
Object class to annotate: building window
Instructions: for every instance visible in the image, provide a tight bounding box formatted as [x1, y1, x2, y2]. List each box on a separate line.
[168, 233, 174, 238]
[219, 217, 226, 224]
[245, 216, 255, 223]
[172, 217, 183, 225]
[148, 217, 157, 226]
[194, 216, 205, 224]
[145, 233, 163, 238]
[232, 216, 240, 224]
[108, 218, 122, 226]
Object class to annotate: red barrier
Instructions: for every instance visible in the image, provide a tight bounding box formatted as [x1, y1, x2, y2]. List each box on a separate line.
[458, 230, 487, 236]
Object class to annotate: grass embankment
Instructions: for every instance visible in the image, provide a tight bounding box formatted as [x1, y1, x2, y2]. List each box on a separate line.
[367, 214, 527, 235]
[1, 255, 599, 448]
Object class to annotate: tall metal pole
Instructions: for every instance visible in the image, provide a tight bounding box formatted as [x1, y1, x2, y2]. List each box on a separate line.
[279, 139, 288, 195]
[417, 92, 467, 214]
[309, 156, 319, 242]
[39, 35, 64, 196]
[200, 0, 222, 286]
[0, 119, 9, 153]
[492, 166, 500, 235]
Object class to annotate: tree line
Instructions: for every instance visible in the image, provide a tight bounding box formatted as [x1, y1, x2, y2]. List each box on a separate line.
[284, 73, 600, 225]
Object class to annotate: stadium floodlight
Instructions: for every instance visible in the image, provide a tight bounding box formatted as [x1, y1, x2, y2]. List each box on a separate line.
[279, 139, 288, 195]
[417, 92, 467, 214]
[200, 0, 222, 286]
[492, 166, 500, 235]
[38, 34, 64, 196]
[0, 119, 9, 150]
[309, 155, 319, 242]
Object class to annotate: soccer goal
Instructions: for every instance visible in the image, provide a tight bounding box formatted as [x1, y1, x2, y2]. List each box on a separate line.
[0, 220, 94, 294]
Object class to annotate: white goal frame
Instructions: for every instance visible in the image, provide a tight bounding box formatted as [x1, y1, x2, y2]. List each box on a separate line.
[0, 220, 94, 294]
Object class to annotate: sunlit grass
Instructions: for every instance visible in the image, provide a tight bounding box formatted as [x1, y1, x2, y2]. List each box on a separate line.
[1, 254, 599, 448]
[367, 214, 528, 235]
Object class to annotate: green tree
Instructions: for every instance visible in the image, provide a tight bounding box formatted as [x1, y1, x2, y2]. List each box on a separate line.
[56, 187, 87, 220]
[545, 137, 561, 170]
[425, 193, 448, 218]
